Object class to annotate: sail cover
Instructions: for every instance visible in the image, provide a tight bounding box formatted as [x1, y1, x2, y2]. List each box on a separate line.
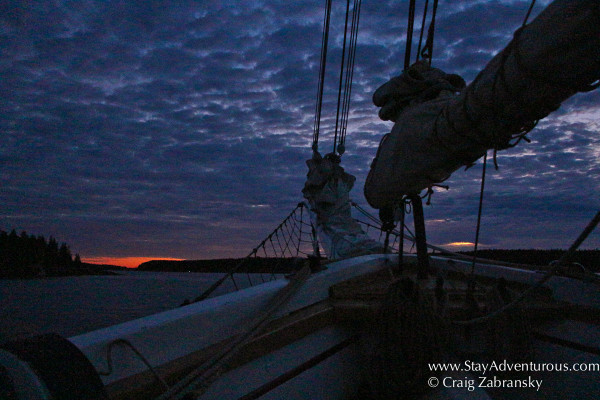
[364, 0, 600, 209]
[303, 151, 382, 260]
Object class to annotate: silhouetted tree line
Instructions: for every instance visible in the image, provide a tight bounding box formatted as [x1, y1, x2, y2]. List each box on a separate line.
[0, 229, 84, 278]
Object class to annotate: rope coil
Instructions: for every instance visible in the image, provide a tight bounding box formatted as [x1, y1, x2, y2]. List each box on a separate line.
[363, 277, 445, 399]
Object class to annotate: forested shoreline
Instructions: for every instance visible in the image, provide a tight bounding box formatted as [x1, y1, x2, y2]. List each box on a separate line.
[0, 229, 119, 278]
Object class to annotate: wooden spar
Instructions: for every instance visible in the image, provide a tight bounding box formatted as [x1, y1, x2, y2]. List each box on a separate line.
[364, 0, 600, 209]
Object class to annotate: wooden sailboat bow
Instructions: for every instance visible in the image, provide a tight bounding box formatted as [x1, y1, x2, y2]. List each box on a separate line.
[1, 2, 599, 400]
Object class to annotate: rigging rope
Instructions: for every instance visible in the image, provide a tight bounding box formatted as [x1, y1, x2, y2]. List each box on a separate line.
[157, 266, 311, 400]
[333, 0, 362, 155]
[466, 0, 538, 294]
[338, 0, 362, 154]
[522, 0, 537, 26]
[415, 0, 429, 63]
[333, 0, 352, 155]
[98, 339, 169, 391]
[352, 202, 600, 288]
[404, 0, 417, 70]
[419, 0, 438, 64]
[454, 210, 600, 326]
[398, 200, 406, 271]
[468, 151, 488, 292]
[312, 0, 362, 156]
[312, 0, 333, 151]
[375, 0, 441, 251]
[184, 203, 314, 304]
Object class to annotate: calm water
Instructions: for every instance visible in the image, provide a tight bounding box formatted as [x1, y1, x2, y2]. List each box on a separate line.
[0, 270, 275, 341]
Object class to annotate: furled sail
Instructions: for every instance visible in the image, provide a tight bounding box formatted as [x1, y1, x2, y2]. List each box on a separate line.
[365, 0, 600, 209]
[303, 151, 382, 260]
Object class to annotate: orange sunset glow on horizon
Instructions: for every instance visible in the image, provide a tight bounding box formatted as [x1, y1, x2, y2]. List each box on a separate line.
[444, 242, 476, 248]
[81, 256, 185, 269]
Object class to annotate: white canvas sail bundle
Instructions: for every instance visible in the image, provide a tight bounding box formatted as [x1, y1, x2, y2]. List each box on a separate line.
[364, 0, 600, 209]
[303, 151, 382, 260]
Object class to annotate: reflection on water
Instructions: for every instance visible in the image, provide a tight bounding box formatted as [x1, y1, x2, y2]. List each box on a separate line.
[0, 270, 278, 341]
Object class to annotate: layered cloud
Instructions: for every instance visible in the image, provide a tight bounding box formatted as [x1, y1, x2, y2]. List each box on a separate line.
[1, 0, 598, 262]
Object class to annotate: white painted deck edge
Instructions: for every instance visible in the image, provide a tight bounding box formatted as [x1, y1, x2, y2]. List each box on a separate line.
[69, 254, 393, 385]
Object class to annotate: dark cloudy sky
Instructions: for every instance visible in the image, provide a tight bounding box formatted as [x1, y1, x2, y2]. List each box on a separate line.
[1, 0, 598, 266]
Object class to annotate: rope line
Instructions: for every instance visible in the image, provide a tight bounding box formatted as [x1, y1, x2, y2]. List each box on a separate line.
[352, 202, 600, 326]
[468, 152, 488, 291]
[351, 202, 600, 286]
[312, 0, 333, 150]
[187, 204, 315, 304]
[98, 339, 169, 392]
[333, 0, 362, 155]
[404, 0, 417, 70]
[157, 266, 311, 400]
[453, 210, 600, 326]
[339, 0, 362, 153]
[419, 0, 438, 64]
[522, 0, 537, 27]
[333, 0, 352, 154]
[416, 0, 430, 63]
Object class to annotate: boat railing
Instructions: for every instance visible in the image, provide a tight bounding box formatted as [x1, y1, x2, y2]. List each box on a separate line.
[189, 201, 598, 306]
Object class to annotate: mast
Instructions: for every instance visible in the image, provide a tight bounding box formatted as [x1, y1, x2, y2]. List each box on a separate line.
[365, 0, 600, 209]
